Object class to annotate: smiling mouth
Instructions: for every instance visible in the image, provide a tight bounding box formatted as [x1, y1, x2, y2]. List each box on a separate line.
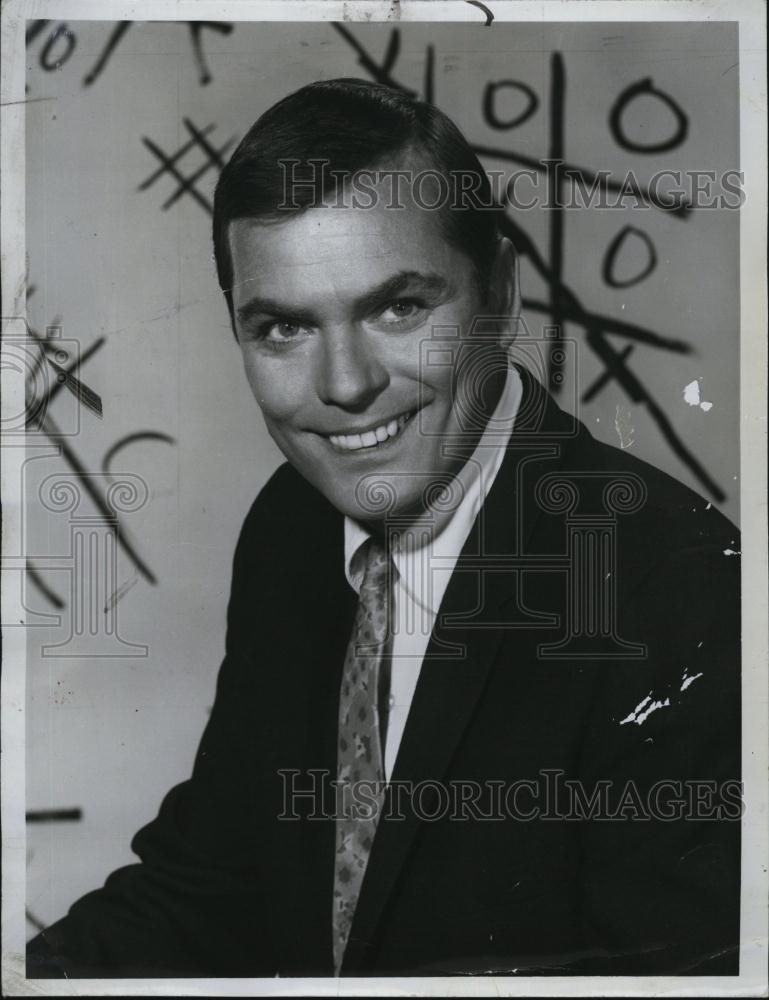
[326, 410, 416, 453]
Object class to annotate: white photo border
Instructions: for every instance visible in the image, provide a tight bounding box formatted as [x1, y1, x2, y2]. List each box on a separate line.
[2, 1, 766, 996]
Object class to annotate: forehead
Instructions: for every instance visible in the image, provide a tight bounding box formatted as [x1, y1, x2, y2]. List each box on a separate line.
[227, 196, 471, 308]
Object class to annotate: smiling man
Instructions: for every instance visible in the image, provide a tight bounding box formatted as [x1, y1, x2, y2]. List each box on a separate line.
[228, 203, 509, 522]
[28, 79, 741, 980]
[217, 81, 519, 527]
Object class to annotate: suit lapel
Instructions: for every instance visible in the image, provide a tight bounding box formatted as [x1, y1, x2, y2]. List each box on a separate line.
[343, 368, 579, 971]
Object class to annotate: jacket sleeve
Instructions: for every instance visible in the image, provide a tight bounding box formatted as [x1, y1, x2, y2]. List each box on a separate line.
[26, 481, 283, 979]
[575, 532, 742, 975]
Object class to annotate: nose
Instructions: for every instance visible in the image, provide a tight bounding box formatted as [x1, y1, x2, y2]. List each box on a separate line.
[315, 325, 390, 411]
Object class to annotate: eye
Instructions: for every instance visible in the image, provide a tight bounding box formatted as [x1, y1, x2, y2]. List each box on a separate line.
[378, 299, 425, 327]
[259, 319, 308, 346]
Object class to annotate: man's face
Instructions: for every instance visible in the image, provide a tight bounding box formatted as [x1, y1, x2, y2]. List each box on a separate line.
[229, 183, 512, 524]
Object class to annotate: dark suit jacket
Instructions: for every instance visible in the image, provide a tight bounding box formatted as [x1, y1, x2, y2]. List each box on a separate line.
[28, 369, 741, 978]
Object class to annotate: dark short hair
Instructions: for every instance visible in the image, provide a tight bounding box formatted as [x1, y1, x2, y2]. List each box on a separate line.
[212, 78, 503, 325]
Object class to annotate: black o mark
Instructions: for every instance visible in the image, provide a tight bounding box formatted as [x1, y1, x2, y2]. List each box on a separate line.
[483, 80, 539, 131]
[609, 78, 688, 153]
[602, 226, 658, 289]
[40, 23, 76, 71]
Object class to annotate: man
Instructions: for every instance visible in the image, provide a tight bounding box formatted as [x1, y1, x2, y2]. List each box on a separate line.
[28, 79, 741, 979]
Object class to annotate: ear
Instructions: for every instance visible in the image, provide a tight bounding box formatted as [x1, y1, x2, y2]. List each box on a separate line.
[486, 237, 521, 349]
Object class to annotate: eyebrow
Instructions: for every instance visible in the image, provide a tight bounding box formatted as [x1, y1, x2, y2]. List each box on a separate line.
[235, 270, 451, 328]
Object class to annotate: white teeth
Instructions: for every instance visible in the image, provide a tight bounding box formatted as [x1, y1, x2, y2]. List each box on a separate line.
[328, 411, 412, 451]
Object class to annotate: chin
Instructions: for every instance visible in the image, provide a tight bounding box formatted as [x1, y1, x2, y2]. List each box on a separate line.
[356, 490, 431, 526]
[307, 479, 416, 525]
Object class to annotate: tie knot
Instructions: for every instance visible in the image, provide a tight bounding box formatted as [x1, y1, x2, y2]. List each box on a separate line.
[356, 538, 391, 645]
[360, 537, 390, 592]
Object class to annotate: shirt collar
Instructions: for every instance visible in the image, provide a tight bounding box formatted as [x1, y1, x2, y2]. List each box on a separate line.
[344, 363, 523, 611]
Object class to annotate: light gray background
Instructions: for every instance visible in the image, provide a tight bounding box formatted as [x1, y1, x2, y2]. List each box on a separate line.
[24, 20, 739, 933]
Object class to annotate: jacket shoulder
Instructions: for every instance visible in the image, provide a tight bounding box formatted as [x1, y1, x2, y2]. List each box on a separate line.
[564, 420, 738, 555]
[232, 461, 345, 587]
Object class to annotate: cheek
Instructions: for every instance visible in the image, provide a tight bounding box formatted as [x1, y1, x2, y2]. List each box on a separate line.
[417, 298, 485, 397]
[428, 360, 457, 397]
[241, 354, 302, 422]
[416, 349, 459, 410]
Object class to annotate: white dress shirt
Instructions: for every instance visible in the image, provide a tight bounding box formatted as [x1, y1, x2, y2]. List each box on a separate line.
[343, 363, 523, 780]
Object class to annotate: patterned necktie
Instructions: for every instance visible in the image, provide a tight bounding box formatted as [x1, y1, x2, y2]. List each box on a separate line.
[332, 536, 391, 975]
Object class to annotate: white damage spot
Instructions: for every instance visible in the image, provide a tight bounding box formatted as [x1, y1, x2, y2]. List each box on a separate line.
[683, 379, 714, 412]
[681, 671, 703, 692]
[723, 548, 740, 556]
[619, 692, 671, 726]
[614, 404, 635, 449]
[683, 380, 700, 405]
